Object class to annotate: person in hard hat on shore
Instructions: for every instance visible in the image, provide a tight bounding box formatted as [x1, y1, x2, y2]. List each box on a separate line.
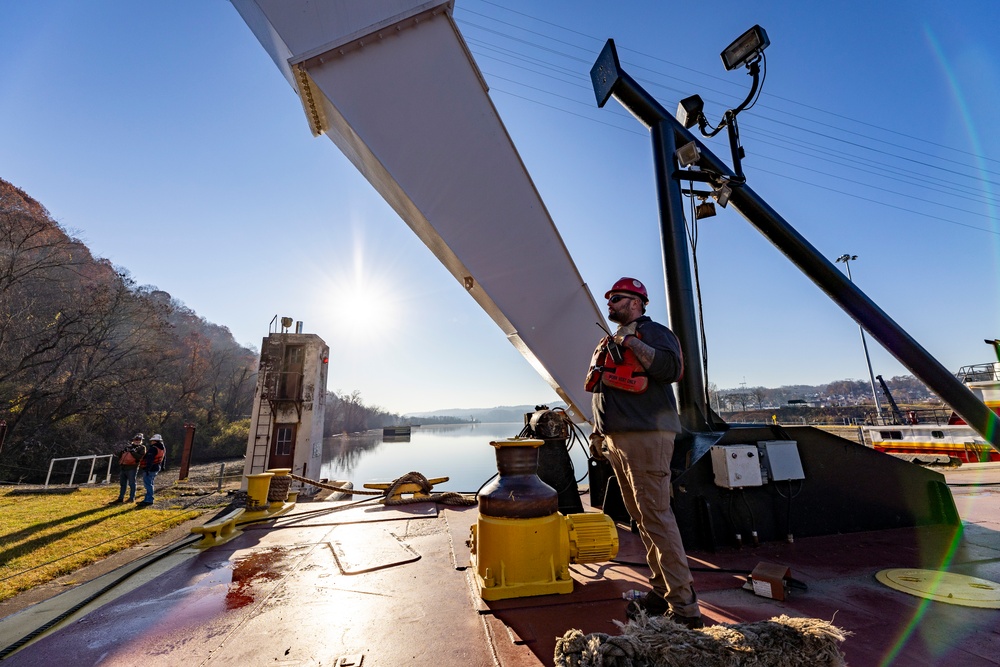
[111, 433, 145, 504]
[137, 434, 166, 507]
[585, 277, 703, 629]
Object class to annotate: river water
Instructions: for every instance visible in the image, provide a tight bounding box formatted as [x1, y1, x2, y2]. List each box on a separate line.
[321, 422, 592, 493]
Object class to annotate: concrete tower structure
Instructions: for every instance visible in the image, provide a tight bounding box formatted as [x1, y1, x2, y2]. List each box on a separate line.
[243, 320, 329, 490]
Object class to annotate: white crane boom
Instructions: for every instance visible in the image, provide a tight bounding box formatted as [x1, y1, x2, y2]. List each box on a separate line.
[230, 0, 605, 422]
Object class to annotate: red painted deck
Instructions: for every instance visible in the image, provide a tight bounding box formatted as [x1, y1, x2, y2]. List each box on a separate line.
[1, 463, 998, 666]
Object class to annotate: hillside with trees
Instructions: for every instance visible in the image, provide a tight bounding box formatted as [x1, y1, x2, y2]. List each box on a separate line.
[710, 375, 937, 414]
[709, 375, 941, 426]
[0, 179, 257, 483]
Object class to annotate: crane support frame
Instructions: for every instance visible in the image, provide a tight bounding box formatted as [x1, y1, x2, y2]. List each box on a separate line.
[590, 38, 1000, 451]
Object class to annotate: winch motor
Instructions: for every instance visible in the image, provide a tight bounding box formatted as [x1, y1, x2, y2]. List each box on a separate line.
[468, 438, 618, 601]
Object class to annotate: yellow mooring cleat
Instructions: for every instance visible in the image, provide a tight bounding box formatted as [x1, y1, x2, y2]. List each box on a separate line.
[364, 475, 449, 503]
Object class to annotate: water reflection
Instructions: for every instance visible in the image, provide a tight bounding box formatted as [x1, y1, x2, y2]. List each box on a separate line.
[321, 422, 591, 493]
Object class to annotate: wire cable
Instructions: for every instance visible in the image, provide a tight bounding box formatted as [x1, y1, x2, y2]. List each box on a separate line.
[459, 0, 1000, 171]
[452, 2, 1000, 238]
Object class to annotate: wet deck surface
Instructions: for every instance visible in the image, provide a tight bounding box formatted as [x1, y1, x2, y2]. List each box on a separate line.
[2, 463, 999, 666]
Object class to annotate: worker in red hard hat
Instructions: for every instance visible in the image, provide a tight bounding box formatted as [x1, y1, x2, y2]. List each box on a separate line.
[586, 277, 702, 629]
[604, 276, 650, 304]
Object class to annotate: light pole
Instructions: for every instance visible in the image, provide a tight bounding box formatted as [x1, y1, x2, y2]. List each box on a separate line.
[836, 254, 884, 424]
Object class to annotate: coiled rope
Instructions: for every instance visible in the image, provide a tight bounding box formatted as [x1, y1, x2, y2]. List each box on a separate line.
[267, 475, 293, 502]
[289, 472, 476, 506]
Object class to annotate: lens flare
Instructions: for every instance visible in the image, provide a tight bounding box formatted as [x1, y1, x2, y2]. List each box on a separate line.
[923, 26, 998, 240]
[877, 526, 964, 666]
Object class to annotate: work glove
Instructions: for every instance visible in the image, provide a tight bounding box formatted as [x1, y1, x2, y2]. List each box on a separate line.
[613, 321, 637, 345]
[589, 432, 607, 461]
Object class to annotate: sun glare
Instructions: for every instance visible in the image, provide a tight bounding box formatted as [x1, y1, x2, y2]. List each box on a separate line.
[322, 226, 406, 345]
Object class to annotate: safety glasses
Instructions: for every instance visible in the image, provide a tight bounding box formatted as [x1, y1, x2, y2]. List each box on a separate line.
[608, 294, 635, 304]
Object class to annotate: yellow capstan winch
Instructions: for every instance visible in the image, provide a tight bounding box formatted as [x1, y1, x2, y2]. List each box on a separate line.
[468, 438, 618, 601]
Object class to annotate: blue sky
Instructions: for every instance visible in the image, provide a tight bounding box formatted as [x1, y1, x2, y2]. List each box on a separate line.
[1, 1, 998, 414]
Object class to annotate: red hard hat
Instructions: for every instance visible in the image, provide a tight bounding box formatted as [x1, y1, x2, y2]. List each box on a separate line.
[605, 277, 649, 303]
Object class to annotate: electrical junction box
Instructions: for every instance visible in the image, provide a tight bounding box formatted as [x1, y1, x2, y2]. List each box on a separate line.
[746, 562, 792, 601]
[758, 440, 805, 481]
[710, 445, 764, 489]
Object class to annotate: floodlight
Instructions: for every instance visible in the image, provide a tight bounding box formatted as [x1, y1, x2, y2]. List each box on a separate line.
[676, 95, 704, 129]
[695, 201, 716, 219]
[721, 25, 769, 71]
[675, 141, 701, 168]
[280, 316, 293, 328]
[714, 183, 732, 207]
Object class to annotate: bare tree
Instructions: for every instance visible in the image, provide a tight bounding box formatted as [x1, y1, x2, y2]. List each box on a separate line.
[0, 180, 258, 478]
[0, 183, 88, 297]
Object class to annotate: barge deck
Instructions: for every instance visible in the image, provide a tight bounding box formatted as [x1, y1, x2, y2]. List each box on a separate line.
[1, 463, 998, 666]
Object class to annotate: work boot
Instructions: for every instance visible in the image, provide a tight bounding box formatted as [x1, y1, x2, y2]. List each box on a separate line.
[110, 499, 123, 504]
[625, 591, 669, 620]
[626, 592, 704, 629]
[664, 610, 705, 629]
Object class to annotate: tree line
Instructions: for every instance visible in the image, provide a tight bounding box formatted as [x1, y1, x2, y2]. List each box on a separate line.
[0, 179, 258, 483]
[709, 375, 936, 414]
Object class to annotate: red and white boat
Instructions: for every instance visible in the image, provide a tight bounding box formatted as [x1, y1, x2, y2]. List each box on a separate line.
[865, 341, 1000, 463]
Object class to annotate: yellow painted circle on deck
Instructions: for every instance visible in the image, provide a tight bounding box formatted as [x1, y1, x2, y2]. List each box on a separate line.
[876, 569, 1000, 608]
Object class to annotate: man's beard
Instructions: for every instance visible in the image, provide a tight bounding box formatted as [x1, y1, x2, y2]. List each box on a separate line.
[608, 310, 627, 324]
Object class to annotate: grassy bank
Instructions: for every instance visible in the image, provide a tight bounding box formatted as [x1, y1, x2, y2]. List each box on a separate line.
[0, 461, 243, 603]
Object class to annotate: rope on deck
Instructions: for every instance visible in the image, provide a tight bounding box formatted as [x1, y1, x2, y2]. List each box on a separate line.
[289, 472, 477, 506]
[555, 614, 847, 667]
[288, 473, 380, 495]
[267, 475, 292, 502]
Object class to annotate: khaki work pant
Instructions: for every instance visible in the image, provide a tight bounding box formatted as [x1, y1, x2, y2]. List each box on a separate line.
[605, 431, 700, 617]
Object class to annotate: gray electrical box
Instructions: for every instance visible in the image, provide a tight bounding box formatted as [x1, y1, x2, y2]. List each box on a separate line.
[758, 440, 805, 481]
[710, 445, 764, 488]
